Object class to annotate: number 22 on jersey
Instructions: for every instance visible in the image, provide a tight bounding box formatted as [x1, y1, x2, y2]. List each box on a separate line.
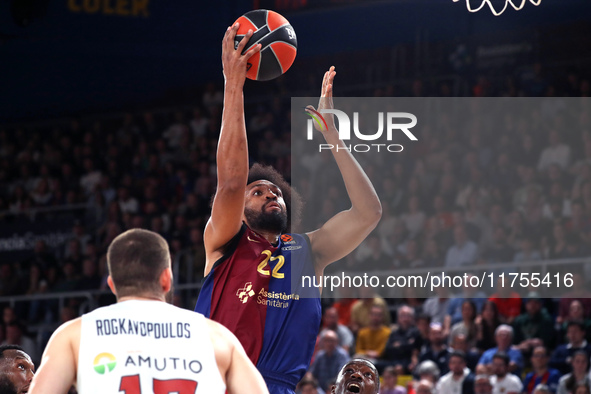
[256, 250, 285, 279]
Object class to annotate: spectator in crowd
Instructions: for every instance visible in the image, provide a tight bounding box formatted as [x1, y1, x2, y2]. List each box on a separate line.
[418, 322, 450, 376]
[448, 300, 479, 350]
[423, 286, 450, 325]
[477, 325, 524, 375]
[355, 305, 391, 362]
[309, 330, 350, 393]
[400, 196, 426, 239]
[414, 361, 440, 387]
[445, 276, 486, 327]
[523, 346, 561, 394]
[382, 305, 422, 374]
[475, 301, 502, 353]
[0, 264, 19, 297]
[75, 258, 101, 290]
[0, 344, 35, 394]
[117, 186, 139, 214]
[474, 374, 493, 394]
[490, 352, 523, 394]
[450, 333, 480, 372]
[513, 237, 542, 263]
[350, 288, 390, 333]
[557, 273, 591, 321]
[513, 292, 555, 352]
[379, 366, 406, 394]
[413, 379, 434, 394]
[538, 130, 571, 172]
[360, 234, 392, 272]
[482, 226, 515, 264]
[436, 351, 475, 394]
[556, 300, 591, 343]
[332, 286, 358, 330]
[533, 384, 552, 394]
[574, 384, 591, 394]
[444, 225, 479, 268]
[415, 314, 431, 349]
[556, 351, 590, 394]
[1, 307, 38, 363]
[550, 321, 591, 374]
[320, 307, 355, 353]
[488, 277, 522, 324]
[296, 377, 324, 394]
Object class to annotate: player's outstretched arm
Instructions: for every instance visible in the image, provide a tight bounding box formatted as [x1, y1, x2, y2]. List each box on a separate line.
[29, 318, 81, 394]
[306, 67, 382, 273]
[206, 319, 269, 394]
[205, 24, 261, 274]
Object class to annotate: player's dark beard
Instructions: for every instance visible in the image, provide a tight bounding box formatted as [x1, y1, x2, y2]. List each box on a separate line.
[0, 376, 17, 394]
[245, 205, 287, 235]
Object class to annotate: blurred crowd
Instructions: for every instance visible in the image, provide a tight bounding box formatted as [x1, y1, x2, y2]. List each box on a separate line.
[0, 53, 589, 394]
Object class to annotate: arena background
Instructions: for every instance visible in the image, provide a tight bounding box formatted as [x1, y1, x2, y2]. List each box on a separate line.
[1, 0, 591, 391]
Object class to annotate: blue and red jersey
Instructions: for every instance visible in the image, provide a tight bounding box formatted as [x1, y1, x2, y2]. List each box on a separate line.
[195, 223, 321, 393]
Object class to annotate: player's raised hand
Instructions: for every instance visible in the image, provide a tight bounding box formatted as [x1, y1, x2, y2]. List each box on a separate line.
[306, 66, 337, 133]
[222, 23, 261, 85]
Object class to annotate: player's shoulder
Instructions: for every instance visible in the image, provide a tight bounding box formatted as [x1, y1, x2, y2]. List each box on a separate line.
[59, 316, 82, 333]
[49, 316, 82, 345]
[204, 317, 236, 342]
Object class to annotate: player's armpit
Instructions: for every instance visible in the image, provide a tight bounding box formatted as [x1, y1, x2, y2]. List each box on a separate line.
[29, 318, 81, 394]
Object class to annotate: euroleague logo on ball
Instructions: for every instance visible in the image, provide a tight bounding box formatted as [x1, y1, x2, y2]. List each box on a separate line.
[305, 108, 418, 153]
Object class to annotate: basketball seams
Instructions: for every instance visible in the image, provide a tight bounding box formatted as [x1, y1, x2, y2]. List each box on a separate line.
[233, 9, 296, 80]
[255, 51, 262, 81]
[248, 24, 294, 51]
[242, 15, 258, 30]
[267, 46, 283, 74]
[260, 41, 296, 53]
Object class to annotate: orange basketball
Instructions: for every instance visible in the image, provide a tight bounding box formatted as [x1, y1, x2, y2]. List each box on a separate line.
[233, 9, 297, 81]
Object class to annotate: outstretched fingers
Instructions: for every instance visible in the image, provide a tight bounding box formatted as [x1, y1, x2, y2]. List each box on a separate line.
[243, 41, 262, 60]
[321, 66, 336, 97]
[223, 23, 239, 51]
[235, 27, 254, 54]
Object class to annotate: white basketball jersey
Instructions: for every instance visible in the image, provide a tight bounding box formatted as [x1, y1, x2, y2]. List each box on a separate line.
[78, 300, 225, 394]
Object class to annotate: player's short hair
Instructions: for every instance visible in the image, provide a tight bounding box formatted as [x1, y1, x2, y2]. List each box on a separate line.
[0, 345, 25, 359]
[247, 163, 302, 232]
[107, 228, 170, 298]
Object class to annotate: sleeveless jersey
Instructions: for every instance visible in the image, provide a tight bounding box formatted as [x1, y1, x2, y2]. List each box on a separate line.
[78, 300, 225, 394]
[195, 224, 321, 392]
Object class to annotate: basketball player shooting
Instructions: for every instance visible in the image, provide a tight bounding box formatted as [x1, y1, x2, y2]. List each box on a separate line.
[29, 229, 268, 394]
[194, 24, 382, 394]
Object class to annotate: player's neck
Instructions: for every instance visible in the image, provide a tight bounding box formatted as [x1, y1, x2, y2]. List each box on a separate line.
[251, 227, 280, 245]
[117, 295, 165, 303]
